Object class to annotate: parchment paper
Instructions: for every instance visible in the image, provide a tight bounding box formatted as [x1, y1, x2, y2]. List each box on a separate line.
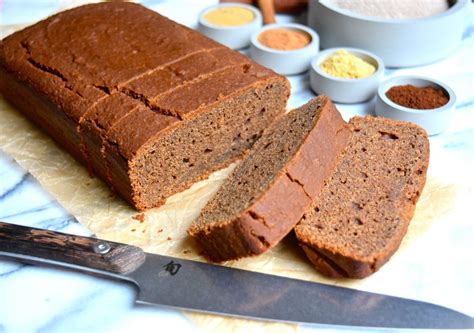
[0, 90, 464, 331]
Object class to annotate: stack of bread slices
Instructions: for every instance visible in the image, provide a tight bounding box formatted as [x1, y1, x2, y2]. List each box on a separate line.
[189, 96, 429, 278]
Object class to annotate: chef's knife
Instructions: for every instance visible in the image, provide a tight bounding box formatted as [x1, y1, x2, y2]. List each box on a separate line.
[0, 221, 472, 329]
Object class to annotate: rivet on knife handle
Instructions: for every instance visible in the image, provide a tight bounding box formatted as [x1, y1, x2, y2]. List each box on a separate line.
[0, 221, 145, 274]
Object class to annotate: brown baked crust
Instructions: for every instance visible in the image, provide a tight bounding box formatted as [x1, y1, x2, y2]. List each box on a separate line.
[0, 3, 290, 210]
[295, 116, 430, 278]
[189, 97, 352, 262]
[0, 61, 89, 165]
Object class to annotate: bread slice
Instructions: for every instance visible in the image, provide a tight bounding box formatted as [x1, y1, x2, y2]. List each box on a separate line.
[188, 96, 352, 262]
[295, 116, 430, 278]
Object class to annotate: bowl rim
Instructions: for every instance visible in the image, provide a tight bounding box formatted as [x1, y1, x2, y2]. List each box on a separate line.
[377, 75, 457, 114]
[250, 23, 320, 55]
[311, 47, 384, 83]
[316, 0, 469, 24]
[198, 2, 262, 30]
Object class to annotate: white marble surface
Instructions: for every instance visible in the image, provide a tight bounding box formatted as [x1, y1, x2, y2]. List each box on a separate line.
[0, 1, 473, 332]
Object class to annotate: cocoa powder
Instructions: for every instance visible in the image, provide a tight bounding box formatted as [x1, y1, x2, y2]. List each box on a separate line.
[386, 84, 449, 110]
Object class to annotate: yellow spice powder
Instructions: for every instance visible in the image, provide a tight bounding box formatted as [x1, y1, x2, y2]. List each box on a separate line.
[320, 50, 376, 79]
[204, 7, 255, 27]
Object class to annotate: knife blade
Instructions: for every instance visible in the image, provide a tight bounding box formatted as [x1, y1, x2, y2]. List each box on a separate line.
[0, 221, 472, 329]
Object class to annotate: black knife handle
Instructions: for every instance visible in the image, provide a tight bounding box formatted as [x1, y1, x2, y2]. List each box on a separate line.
[0, 221, 145, 274]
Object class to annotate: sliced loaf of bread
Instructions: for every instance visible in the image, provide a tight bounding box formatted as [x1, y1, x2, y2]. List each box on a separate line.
[0, 3, 290, 211]
[295, 116, 430, 278]
[188, 96, 351, 262]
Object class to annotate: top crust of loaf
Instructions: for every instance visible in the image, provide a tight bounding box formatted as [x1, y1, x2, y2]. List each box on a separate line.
[0, 2, 285, 160]
[189, 96, 352, 262]
[295, 116, 430, 278]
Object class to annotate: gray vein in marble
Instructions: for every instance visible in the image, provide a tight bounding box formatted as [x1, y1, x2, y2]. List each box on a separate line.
[0, 172, 29, 201]
[1, 202, 53, 219]
[37, 217, 79, 232]
[442, 128, 474, 150]
[0, 265, 27, 278]
[463, 25, 474, 38]
[457, 99, 474, 109]
[38, 289, 106, 333]
[0, 150, 81, 234]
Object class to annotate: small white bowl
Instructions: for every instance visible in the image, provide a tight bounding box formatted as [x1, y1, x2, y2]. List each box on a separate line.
[197, 3, 262, 50]
[375, 76, 456, 136]
[309, 47, 384, 103]
[249, 23, 319, 75]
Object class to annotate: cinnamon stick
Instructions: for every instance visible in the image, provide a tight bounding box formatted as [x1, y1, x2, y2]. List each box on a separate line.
[257, 0, 276, 24]
[220, 0, 308, 14]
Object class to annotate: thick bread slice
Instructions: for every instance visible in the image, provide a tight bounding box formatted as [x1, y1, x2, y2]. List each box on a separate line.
[295, 116, 430, 278]
[188, 96, 352, 262]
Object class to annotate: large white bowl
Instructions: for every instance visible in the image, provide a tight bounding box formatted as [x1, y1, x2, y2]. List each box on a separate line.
[375, 76, 456, 135]
[308, 0, 470, 67]
[310, 47, 384, 103]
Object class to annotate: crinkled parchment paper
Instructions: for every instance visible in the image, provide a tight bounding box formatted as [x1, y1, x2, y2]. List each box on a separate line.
[0, 95, 464, 331]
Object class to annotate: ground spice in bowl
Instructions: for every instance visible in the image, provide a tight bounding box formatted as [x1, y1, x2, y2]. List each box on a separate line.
[320, 49, 375, 79]
[257, 28, 311, 50]
[329, 0, 450, 20]
[204, 6, 255, 26]
[386, 84, 449, 109]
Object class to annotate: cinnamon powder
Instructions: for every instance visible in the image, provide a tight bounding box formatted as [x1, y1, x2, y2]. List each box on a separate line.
[258, 28, 311, 51]
[386, 84, 449, 110]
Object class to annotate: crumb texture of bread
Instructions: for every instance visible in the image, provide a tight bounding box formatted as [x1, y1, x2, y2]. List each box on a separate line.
[0, 2, 290, 210]
[188, 96, 352, 262]
[295, 116, 430, 278]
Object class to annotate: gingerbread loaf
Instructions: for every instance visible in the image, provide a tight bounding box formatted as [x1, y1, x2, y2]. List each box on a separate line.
[295, 116, 430, 278]
[0, 3, 290, 210]
[188, 96, 351, 262]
